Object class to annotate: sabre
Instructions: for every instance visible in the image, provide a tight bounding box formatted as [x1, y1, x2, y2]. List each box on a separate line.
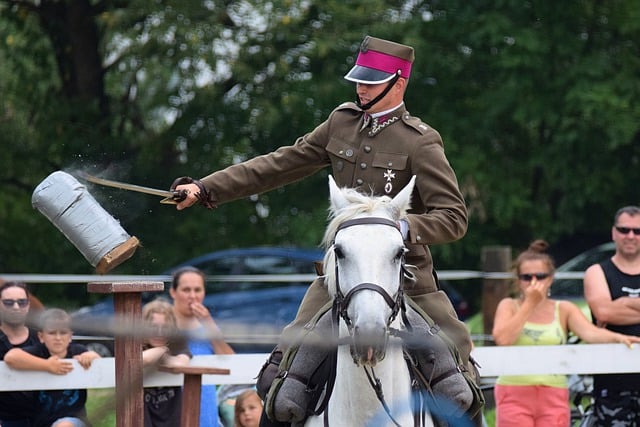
[78, 173, 187, 204]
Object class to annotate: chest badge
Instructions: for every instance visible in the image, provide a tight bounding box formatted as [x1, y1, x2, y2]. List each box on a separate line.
[383, 169, 396, 194]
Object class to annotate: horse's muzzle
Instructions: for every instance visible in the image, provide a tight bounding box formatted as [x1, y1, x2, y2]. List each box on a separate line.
[351, 326, 389, 366]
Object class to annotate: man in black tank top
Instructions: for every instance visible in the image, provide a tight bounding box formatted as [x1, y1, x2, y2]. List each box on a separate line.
[584, 205, 640, 426]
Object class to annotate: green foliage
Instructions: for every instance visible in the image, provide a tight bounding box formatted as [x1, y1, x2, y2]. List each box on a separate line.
[1, 0, 639, 307]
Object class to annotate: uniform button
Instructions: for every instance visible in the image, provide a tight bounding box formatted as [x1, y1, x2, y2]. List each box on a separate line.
[345, 149, 354, 157]
[360, 163, 367, 169]
[339, 150, 344, 155]
[356, 178, 363, 185]
[364, 146, 371, 153]
[416, 235, 422, 242]
[387, 162, 393, 167]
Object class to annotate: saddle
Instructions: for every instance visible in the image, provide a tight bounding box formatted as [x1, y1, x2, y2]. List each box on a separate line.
[257, 298, 484, 426]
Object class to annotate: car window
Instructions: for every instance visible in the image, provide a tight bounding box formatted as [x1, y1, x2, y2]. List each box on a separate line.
[244, 255, 298, 274]
[550, 243, 615, 299]
[196, 256, 242, 275]
[194, 254, 318, 293]
[291, 258, 320, 274]
[556, 245, 615, 273]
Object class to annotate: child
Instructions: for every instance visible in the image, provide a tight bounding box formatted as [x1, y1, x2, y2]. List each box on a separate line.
[142, 299, 191, 427]
[234, 389, 263, 427]
[4, 308, 100, 427]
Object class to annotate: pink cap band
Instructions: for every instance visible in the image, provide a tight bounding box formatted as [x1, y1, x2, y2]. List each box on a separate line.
[356, 50, 412, 78]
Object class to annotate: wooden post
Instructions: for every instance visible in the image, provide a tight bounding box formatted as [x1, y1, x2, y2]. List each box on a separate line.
[480, 246, 512, 345]
[159, 365, 230, 427]
[88, 281, 164, 427]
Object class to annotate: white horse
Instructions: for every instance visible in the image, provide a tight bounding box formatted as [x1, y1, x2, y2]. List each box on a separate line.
[305, 175, 434, 427]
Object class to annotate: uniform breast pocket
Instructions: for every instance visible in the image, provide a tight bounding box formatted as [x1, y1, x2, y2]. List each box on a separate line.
[372, 152, 410, 195]
[326, 137, 357, 183]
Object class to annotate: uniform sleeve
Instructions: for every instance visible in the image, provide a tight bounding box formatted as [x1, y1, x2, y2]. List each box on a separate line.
[199, 122, 332, 205]
[406, 130, 468, 245]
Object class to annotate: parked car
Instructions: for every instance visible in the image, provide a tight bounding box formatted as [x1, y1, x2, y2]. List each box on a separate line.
[71, 246, 471, 355]
[550, 242, 615, 300]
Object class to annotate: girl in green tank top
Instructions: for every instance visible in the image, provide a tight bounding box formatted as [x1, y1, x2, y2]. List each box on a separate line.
[492, 240, 640, 427]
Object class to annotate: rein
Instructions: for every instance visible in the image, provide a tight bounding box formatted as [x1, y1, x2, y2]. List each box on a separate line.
[320, 216, 425, 427]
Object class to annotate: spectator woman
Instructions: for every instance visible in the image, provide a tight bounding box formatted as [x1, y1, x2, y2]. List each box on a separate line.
[169, 266, 234, 427]
[0, 280, 40, 427]
[492, 240, 640, 427]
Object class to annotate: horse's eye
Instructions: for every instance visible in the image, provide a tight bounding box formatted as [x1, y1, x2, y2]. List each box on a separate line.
[394, 247, 406, 261]
[334, 245, 345, 259]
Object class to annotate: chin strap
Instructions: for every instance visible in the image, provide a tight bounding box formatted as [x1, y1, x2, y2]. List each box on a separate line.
[356, 73, 401, 111]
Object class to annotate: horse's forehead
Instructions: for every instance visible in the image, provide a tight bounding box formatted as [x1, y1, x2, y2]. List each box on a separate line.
[334, 219, 402, 249]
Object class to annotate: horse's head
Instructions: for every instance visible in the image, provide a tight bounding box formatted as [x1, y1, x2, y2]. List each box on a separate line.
[322, 175, 415, 366]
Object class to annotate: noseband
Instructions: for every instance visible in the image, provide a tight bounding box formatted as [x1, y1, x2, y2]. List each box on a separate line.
[332, 217, 408, 330]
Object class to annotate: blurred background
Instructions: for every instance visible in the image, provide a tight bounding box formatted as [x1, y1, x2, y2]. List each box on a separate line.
[1, 0, 639, 316]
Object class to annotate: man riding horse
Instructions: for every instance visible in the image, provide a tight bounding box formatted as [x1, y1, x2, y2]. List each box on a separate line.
[172, 35, 483, 426]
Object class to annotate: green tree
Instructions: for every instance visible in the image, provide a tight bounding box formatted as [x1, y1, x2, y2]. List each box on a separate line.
[408, 1, 640, 260]
[1, 0, 639, 307]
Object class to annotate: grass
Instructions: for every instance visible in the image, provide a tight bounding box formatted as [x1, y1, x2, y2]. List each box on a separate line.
[86, 389, 117, 427]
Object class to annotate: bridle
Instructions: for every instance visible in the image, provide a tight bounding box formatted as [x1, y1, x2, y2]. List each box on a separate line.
[331, 217, 408, 331]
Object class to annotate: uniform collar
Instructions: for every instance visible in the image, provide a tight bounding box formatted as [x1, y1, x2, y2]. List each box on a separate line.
[361, 104, 406, 136]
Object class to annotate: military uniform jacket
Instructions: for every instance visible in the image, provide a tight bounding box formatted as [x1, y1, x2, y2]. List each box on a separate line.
[200, 102, 467, 292]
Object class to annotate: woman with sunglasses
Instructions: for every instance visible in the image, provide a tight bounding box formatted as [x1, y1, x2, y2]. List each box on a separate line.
[0, 280, 40, 427]
[491, 240, 640, 427]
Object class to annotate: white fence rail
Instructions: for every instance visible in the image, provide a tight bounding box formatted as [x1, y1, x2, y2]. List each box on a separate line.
[1, 344, 639, 391]
[0, 270, 587, 284]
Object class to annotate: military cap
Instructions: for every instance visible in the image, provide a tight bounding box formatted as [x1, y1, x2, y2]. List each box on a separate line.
[344, 36, 415, 84]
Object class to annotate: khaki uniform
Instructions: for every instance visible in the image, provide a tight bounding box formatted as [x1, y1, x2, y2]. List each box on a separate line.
[199, 102, 472, 362]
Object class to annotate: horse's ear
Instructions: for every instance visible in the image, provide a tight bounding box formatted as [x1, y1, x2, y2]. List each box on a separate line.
[390, 175, 416, 217]
[328, 175, 349, 211]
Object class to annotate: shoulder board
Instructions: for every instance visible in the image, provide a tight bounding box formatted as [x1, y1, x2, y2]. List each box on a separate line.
[401, 112, 431, 135]
[334, 102, 361, 113]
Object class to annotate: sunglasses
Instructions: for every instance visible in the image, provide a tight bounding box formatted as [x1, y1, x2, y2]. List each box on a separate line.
[1, 298, 29, 308]
[518, 273, 551, 282]
[615, 226, 640, 236]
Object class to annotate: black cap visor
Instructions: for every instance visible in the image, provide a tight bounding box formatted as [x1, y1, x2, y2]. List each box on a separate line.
[344, 65, 396, 84]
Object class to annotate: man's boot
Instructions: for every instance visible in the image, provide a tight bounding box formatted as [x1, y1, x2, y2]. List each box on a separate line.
[264, 306, 334, 424]
[404, 297, 485, 426]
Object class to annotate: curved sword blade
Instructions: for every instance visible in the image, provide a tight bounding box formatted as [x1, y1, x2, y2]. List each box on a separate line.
[77, 173, 182, 204]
